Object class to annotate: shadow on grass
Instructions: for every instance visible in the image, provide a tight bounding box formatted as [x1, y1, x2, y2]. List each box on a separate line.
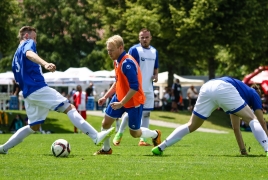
[42, 118, 73, 133]
[158, 116, 176, 120]
[1, 111, 73, 134]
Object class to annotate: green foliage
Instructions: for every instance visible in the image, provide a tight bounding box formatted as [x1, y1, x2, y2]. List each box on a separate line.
[0, 0, 21, 72]
[1, 0, 268, 79]
[19, 0, 101, 71]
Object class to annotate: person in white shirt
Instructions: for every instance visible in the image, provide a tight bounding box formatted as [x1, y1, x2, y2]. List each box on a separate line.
[187, 85, 198, 111]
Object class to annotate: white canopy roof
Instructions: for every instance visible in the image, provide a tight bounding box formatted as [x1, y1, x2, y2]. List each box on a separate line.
[155, 71, 204, 87]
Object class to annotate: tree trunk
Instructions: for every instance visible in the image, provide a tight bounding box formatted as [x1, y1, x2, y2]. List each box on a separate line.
[208, 57, 217, 80]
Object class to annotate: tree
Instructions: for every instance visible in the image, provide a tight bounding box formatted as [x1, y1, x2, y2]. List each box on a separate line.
[0, 0, 20, 72]
[19, 0, 102, 71]
[169, 0, 268, 79]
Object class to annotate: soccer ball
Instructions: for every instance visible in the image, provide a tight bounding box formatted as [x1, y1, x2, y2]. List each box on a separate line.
[51, 139, 71, 157]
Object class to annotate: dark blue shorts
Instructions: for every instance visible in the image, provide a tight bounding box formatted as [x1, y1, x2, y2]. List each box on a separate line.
[105, 95, 143, 130]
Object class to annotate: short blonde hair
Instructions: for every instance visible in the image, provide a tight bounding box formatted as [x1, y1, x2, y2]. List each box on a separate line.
[18, 26, 36, 40]
[106, 35, 124, 48]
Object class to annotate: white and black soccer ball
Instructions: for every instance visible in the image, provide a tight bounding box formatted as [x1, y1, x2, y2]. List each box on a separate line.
[51, 139, 71, 157]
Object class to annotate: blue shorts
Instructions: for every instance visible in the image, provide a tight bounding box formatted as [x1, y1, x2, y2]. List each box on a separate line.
[105, 95, 143, 130]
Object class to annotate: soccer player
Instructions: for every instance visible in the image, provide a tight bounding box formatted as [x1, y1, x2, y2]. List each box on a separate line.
[231, 84, 268, 155]
[94, 35, 161, 155]
[0, 26, 114, 154]
[113, 28, 159, 146]
[152, 76, 268, 156]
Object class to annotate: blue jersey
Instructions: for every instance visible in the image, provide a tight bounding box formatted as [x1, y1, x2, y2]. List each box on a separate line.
[12, 39, 47, 98]
[128, 43, 158, 93]
[218, 76, 262, 111]
[116, 51, 139, 91]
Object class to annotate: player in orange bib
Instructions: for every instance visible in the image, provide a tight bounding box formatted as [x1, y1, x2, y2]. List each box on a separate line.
[94, 35, 161, 155]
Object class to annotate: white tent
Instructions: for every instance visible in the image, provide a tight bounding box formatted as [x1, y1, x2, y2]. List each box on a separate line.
[155, 71, 204, 87]
[64, 67, 93, 81]
[154, 71, 205, 99]
[43, 71, 80, 82]
[0, 71, 14, 94]
[0, 71, 14, 81]
[89, 70, 112, 78]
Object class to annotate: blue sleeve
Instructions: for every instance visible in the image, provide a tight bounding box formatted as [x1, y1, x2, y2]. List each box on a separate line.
[251, 91, 263, 111]
[23, 40, 36, 55]
[122, 59, 139, 91]
[128, 47, 140, 65]
[154, 50, 159, 69]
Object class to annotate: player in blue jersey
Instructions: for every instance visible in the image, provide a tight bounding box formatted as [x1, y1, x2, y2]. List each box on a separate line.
[113, 28, 159, 146]
[0, 26, 114, 154]
[152, 76, 268, 156]
[231, 84, 268, 155]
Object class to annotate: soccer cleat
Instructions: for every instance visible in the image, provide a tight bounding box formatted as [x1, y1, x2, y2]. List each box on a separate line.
[113, 132, 123, 146]
[138, 140, 151, 146]
[151, 146, 163, 156]
[0, 145, 7, 154]
[152, 130, 162, 147]
[93, 148, 112, 155]
[95, 127, 115, 146]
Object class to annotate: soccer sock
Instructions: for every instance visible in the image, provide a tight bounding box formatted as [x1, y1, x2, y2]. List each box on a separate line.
[141, 111, 150, 128]
[249, 119, 268, 151]
[140, 127, 158, 139]
[159, 124, 190, 151]
[117, 113, 128, 134]
[115, 119, 121, 132]
[102, 127, 111, 151]
[140, 111, 150, 142]
[67, 109, 98, 140]
[3, 125, 34, 151]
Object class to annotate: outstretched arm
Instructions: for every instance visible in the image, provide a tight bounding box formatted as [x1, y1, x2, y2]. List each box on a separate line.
[230, 114, 248, 155]
[26, 51, 56, 72]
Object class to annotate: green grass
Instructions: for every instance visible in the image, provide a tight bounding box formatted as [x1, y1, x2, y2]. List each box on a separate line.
[0, 110, 267, 179]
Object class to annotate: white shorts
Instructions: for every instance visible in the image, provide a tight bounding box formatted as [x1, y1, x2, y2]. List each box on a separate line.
[143, 92, 154, 111]
[24, 86, 69, 126]
[193, 80, 246, 119]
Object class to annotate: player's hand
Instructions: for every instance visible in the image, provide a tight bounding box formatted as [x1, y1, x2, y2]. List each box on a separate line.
[110, 102, 123, 110]
[152, 75, 158, 82]
[44, 63, 56, 72]
[98, 97, 106, 106]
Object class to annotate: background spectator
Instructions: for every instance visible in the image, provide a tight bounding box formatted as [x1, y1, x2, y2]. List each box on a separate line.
[187, 85, 199, 111]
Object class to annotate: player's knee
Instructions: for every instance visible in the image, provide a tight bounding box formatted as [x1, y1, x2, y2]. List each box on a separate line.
[142, 111, 150, 118]
[30, 124, 41, 131]
[101, 116, 114, 128]
[129, 129, 141, 138]
[57, 102, 73, 113]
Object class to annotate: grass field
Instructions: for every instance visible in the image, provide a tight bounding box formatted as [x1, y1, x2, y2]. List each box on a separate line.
[0, 110, 267, 180]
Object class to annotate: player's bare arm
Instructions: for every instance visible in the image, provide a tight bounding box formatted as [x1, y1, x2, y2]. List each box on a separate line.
[26, 50, 56, 72]
[110, 89, 137, 110]
[152, 68, 158, 82]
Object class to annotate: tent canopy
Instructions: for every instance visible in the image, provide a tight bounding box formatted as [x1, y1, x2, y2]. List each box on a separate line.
[155, 71, 204, 87]
[64, 67, 93, 77]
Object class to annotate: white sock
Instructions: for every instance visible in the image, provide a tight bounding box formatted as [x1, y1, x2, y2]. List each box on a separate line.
[102, 128, 111, 151]
[141, 111, 150, 128]
[117, 113, 128, 134]
[67, 109, 98, 140]
[159, 124, 190, 151]
[3, 125, 34, 151]
[140, 127, 158, 139]
[115, 119, 121, 132]
[249, 119, 268, 151]
[140, 111, 150, 141]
